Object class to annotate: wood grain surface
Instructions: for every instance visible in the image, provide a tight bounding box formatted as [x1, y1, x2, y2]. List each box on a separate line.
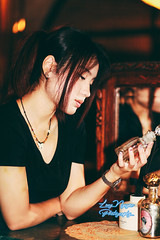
[65, 220, 160, 240]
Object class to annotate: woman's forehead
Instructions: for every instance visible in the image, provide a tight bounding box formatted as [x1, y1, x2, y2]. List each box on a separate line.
[79, 58, 98, 71]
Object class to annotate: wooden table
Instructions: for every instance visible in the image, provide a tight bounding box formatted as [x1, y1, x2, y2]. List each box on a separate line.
[0, 205, 158, 240]
[0, 205, 101, 240]
[0, 212, 94, 240]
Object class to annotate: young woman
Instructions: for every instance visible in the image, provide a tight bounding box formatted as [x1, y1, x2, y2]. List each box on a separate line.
[0, 26, 153, 230]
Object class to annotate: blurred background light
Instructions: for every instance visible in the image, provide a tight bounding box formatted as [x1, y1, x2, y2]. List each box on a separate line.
[18, 18, 26, 32]
[0, 0, 8, 31]
[12, 22, 18, 34]
[141, 0, 160, 9]
[12, 18, 26, 33]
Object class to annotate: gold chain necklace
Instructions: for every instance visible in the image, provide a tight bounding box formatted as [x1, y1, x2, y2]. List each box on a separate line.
[21, 99, 52, 149]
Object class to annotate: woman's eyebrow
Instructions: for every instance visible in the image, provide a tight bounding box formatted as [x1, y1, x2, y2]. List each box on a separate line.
[81, 68, 90, 74]
[80, 68, 97, 79]
[83, 69, 94, 76]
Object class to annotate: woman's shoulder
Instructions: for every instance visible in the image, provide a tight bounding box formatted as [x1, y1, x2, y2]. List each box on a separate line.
[0, 100, 24, 132]
[0, 100, 27, 166]
[0, 100, 19, 117]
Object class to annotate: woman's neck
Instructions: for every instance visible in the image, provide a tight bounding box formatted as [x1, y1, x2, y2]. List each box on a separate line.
[17, 86, 56, 129]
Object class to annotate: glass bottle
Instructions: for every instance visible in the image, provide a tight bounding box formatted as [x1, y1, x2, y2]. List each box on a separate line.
[139, 173, 160, 238]
[115, 124, 160, 162]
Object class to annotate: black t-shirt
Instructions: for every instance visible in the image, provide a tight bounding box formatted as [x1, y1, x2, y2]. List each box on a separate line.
[0, 100, 86, 203]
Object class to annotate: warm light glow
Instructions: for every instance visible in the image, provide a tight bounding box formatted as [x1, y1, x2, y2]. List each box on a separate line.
[12, 22, 18, 34]
[18, 18, 26, 32]
[12, 18, 26, 34]
[141, 0, 160, 9]
[0, 0, 8, 31]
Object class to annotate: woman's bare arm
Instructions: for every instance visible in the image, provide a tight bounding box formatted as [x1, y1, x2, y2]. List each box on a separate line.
[60, 142, 153, 220]
[0, 166, 61, 230]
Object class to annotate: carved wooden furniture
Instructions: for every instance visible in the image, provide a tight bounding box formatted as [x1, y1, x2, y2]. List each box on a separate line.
[96, 62, 160, 173]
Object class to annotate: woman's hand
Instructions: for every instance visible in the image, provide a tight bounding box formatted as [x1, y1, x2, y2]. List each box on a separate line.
[110, 142, 154, 178]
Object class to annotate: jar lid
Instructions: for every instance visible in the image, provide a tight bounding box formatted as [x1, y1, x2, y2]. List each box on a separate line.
[130, 194, 145, 203]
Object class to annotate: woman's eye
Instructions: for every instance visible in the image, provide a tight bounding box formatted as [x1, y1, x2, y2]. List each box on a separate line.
[80, 75, 85, 80]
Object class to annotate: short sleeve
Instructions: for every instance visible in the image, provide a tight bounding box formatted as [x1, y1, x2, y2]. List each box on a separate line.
[0, 117, 27, 167]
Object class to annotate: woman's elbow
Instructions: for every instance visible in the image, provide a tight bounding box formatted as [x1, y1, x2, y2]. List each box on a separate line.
[4, 215, 28, 231]
[65, 214, 76, 221]
[6, 221, 22, 231]
[61, 206, 76, 220]
[62, 209, 79, 221]
[61, 202, 83, 221]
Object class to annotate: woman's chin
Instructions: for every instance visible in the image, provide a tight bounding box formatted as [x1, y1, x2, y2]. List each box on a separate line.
[65, 108, 77, 115]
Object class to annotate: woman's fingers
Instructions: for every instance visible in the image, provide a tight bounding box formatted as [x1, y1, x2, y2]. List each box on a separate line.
[116, 142, 153, 176]
[128, 147, 135, 167]
[145, 142, 154, 158]
[137, 144, 147, 166]
[118, 151, 124, 168]
[136, 142, 153, 167]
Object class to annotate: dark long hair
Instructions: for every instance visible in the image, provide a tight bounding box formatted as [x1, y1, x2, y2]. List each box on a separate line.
[3, 26, 110, 121]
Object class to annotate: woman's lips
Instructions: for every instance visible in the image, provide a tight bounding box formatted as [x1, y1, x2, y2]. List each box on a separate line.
[75, 99, 84, 108]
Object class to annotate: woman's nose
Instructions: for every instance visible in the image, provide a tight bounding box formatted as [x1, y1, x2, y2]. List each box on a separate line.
[82, 84, 91, 98]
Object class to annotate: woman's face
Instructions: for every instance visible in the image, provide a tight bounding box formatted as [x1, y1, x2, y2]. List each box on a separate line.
[44, 63, 99, 115]
[64, 64, 99, 115]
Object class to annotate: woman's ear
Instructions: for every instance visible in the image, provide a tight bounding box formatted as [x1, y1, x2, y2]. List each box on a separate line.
[42, 55, 57, 78]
